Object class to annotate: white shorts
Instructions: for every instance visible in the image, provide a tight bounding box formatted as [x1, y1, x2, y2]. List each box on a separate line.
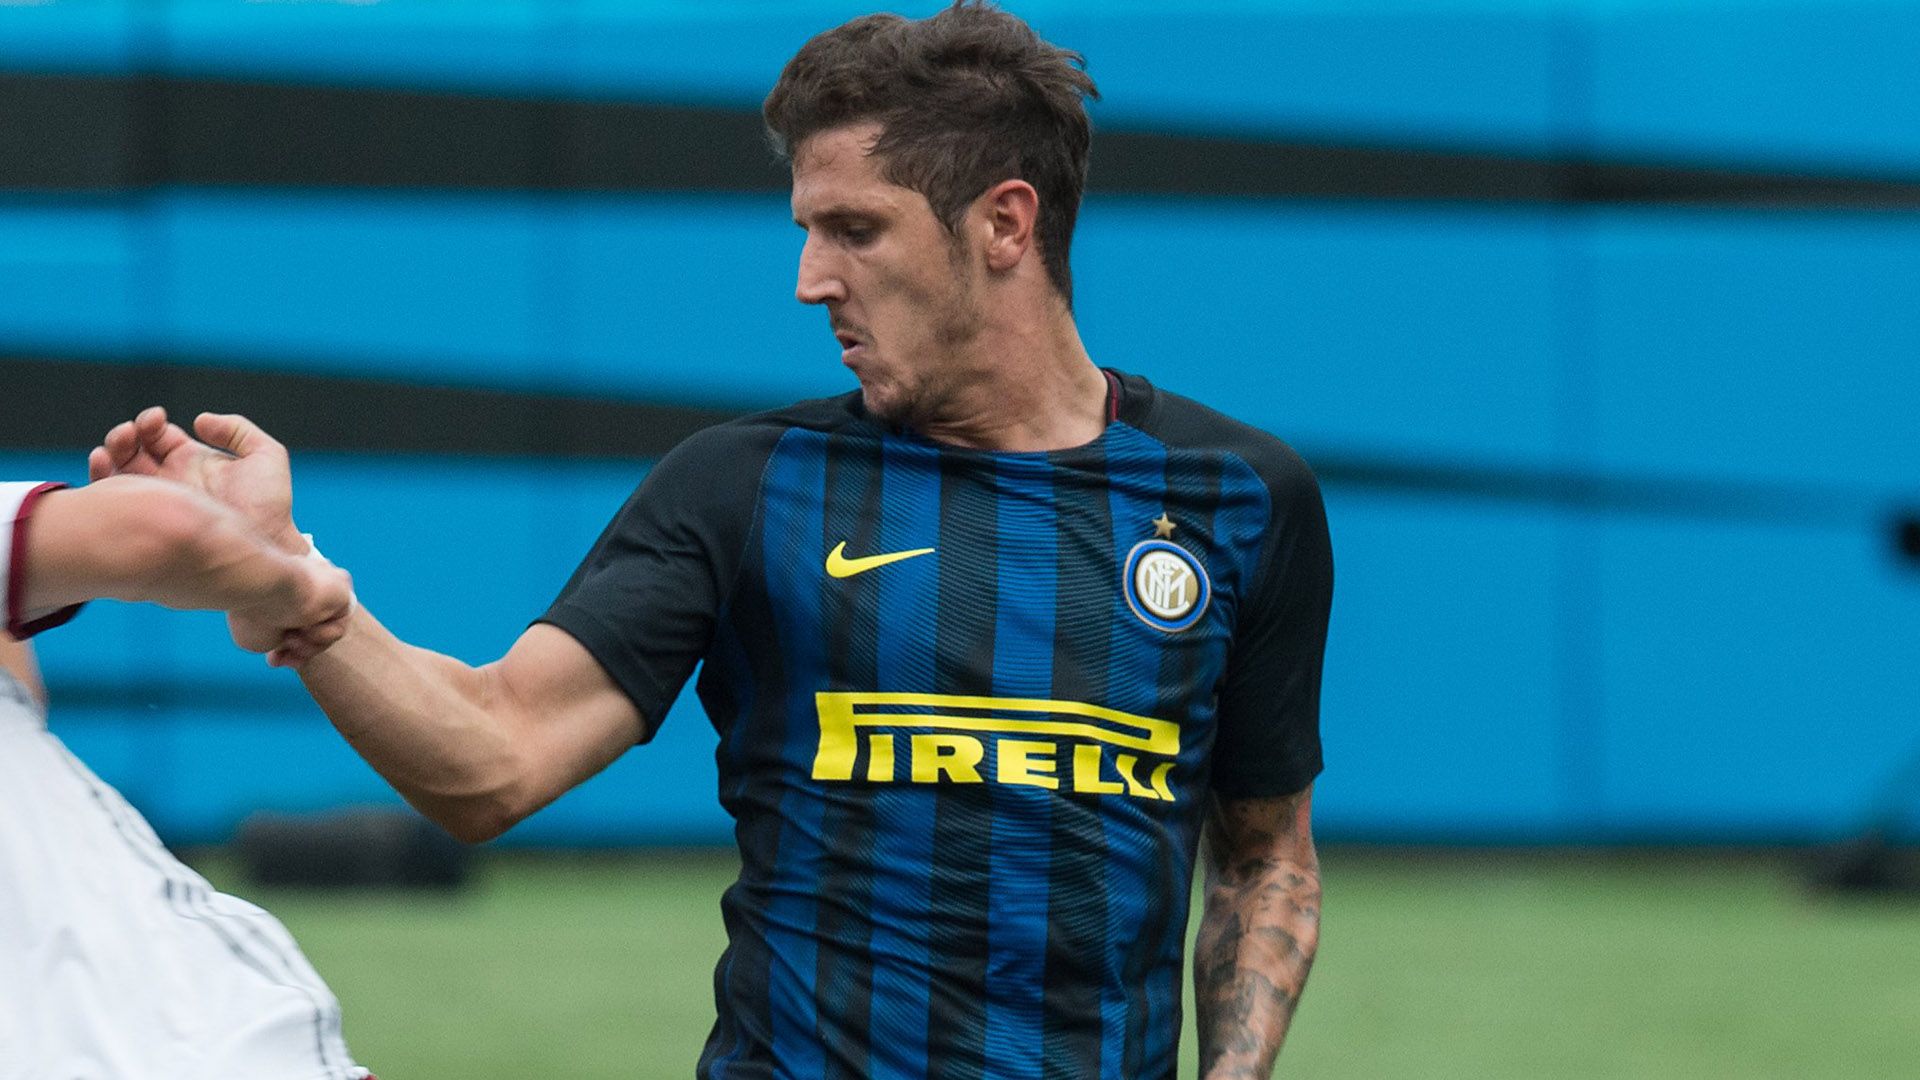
[0, 673, 369, 1080]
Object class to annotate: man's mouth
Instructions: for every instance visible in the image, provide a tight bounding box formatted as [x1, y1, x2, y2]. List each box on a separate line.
[835, 331, 866, 363]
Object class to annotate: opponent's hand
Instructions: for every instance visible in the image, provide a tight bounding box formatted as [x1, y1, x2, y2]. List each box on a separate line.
[90, 408, 304, 554]
[226, 558, 355, 666]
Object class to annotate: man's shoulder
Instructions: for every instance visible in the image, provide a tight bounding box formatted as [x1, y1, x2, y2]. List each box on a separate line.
[665, 391, 865, 461]
[1118, 373, 1319, 497]
[635, 391, 866, 514]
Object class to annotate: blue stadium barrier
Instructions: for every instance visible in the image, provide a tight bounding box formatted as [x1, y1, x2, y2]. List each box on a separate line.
[6, 192, 1574, 464]
[9, 1, 1920, 175]
[1594, 514, 1920, 840]
[13, 195, 1916, 494]
[1312, 491, 1573, 840]
[0, 203, 143, 355]
[1, 1, 1568, 151]
[6, 0, 1919, 846]
[0, 0, 140, 69]
[1582, 208, 1920, 492]
[1077, 200, 1566, 469]
[1587, 2, 1920, 174]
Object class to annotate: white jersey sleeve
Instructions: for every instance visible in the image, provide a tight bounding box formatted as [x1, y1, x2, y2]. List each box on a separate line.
[1, 480, 84, 640]
[0, 681, 370, 1079]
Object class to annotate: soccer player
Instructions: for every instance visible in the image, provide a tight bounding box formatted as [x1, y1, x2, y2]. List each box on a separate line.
[0, 473, 371, 1079]
[94, 3, 1332, 1077]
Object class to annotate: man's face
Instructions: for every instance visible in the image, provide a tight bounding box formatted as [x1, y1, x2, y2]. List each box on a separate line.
[791, 123, 985, 427]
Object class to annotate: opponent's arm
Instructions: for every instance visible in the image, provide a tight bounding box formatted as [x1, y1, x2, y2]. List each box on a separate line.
[1193, 784, 1321, 1080]
[14, 477, 353, 653]
[286, 615, 645, 843]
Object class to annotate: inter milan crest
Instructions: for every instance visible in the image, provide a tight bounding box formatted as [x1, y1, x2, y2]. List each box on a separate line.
[1124, 514, 1210, 633]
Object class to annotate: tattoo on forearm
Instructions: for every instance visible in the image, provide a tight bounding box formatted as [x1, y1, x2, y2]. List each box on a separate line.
[1194, 789, 1320, 1079]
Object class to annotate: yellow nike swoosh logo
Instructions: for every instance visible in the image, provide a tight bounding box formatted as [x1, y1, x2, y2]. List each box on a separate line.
[825, 541, 936, 579]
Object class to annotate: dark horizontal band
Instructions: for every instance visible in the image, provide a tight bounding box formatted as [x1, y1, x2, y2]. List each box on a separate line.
[1, 353, 1887, 529]
[5, 72, 1920, 205]
[35, 677, 316, 711]
[0, 354, 735, 459]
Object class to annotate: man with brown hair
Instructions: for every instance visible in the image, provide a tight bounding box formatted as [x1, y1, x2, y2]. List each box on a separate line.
[95, 4, 1331, 1077]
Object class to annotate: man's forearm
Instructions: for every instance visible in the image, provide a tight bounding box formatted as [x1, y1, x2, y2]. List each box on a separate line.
[1193, 856, 1321, 1079]
[25, 478, 316, 619]
[294, 608, 525, 842]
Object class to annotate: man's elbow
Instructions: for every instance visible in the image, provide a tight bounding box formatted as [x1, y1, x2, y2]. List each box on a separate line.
[411, 773, 538, 845]
[413, 794, 518, 845]
[441, 812, 513, 846]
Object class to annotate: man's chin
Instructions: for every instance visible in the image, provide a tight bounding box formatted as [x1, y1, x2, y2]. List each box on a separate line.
[859, 383, 912, 426]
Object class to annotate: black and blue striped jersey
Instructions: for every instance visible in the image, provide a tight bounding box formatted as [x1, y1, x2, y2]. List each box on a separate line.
[541, 370, 1332, 1080]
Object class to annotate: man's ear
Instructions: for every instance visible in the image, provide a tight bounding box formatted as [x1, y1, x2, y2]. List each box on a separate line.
[978, 179, 1039, 274]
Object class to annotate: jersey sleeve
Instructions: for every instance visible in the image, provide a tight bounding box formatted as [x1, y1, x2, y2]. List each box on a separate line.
[536, 422, 777, 741]
[1210, 459, 1333, 800]
[1, 481, 85, 640]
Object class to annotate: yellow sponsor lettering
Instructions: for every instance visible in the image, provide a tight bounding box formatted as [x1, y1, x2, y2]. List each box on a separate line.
[865, 733, 895, 783]
[1072, 743, 1125, 796]
[997, 739, 1060, 790]
[911, 733, 984, 784]
[1114, 754, 1156, 799]
[814, 692, 1178, 802]
[1148, 761, 1176, 802]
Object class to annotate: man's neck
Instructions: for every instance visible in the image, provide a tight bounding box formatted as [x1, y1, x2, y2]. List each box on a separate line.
[913, 311, 1110, 453]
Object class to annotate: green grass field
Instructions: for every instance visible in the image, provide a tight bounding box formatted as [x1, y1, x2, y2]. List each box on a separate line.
[193, 849, 1920, 1079]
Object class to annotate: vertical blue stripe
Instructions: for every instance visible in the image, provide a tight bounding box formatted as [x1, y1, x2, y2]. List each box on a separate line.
[983, 453, 1059, 1078]
[866, 433, 942, 1078]
[1152, 449, 1274, 1068]
[759, 429, 831, 1080]
[1097, 425, 1169, 1079]
[1146, 451, 1275, 1076]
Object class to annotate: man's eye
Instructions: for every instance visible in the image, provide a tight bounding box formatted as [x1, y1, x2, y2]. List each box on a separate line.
[841, 226, 875, 245]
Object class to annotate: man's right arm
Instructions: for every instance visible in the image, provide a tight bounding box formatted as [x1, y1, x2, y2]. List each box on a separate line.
[287, 612, 646, 844]
[89, 405, 661, 844]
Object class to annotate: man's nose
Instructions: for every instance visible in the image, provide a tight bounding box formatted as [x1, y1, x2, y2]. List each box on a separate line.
[795, 237, 846, 306]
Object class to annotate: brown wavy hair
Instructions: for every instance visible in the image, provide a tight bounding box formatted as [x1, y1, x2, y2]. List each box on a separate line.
[764, 1, 1100, 306]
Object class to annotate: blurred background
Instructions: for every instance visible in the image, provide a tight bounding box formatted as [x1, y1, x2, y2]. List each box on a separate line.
[3, 0, 1918, 1077]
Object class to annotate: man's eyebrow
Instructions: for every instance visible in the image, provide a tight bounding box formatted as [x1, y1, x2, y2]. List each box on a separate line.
[795, 205, 880, 228]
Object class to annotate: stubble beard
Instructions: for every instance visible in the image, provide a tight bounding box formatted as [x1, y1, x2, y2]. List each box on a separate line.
[865, 252, 987, 431]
